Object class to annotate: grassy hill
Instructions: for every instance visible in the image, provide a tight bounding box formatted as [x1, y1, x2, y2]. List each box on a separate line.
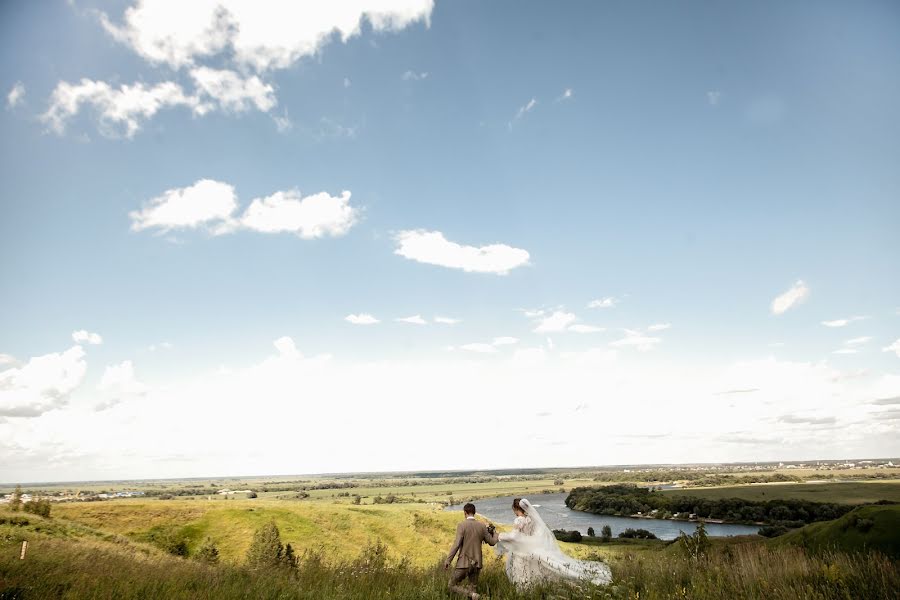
[775, 504, 900, 558]
[660, 480, 900, 504]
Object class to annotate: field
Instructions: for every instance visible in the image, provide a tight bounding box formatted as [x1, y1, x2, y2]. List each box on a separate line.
[661, 480, 900, 505]
[3, 468, 900, 598]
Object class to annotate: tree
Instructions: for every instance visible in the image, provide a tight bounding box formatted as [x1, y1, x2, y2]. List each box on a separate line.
[587, 527, 595, 537]
[196, 537, 220, 563]
[601, 525, 612, 542]
[246, 521, 284, 570]
[23, 498, 51, 518]
[9, 485, 23, 512]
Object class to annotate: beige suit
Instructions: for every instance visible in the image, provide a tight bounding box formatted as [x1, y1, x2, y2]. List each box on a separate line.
[445, 516, 499, 596]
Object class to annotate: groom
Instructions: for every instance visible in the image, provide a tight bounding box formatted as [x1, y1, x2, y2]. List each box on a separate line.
[444, 502, 499, 600]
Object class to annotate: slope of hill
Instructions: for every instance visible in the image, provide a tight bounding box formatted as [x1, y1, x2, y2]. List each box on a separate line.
[775, 504, 900, 558]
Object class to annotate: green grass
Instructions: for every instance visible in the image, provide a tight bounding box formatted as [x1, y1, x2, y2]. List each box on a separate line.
[2, 511, 898, 600]
[660, 480, 900, 504]
[775, 504, 900, 558]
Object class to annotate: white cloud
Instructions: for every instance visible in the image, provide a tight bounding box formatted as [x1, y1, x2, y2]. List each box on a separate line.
[0, 354, 19, 366]
[42, 78, 204, 138]
[569, 324, 605, 334]
[130, 181, 358, 239]
[821, 315, 867, 328]
[130, 179, 238, 233]
[95, 360, 147, 410]
[609, 329, 661, 352]
[273, 111, 292, 132]
[884, 339, 900, 358]
[396, 315, 427, 325]
[6, 81, 25, 109]
[240, 190, 357, 239]
[647, 323, 671, 332]
[401, 70, 428, 81]
[492, 337, 519, 346]
[587, 297, 617, 309]
[770, 280, 809, 315]
[434, 316, 460, 325]
[533, 311, 576, 333]
[189, 67, 276, 112]
[393, 230, 530, 275]
[72, 330, 103, 345]
[147, 342, 173, 352]
[556, 88, 573, 101]
[345, 313, 380, 325]
[459, 343, 497, 354]
[0, 346, 87, 417]
[514, 98, 537, 120]
[98, 0, 434, 72]
[845, 336, 872, 346]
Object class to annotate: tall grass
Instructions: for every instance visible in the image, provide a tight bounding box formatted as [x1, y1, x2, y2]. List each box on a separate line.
[2, 522, 898, 600]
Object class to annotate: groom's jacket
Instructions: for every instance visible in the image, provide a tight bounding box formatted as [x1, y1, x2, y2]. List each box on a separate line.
[446, 517, 499, 569]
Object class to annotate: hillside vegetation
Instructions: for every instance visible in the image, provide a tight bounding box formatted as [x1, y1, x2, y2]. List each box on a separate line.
[776, 504, 900, 559]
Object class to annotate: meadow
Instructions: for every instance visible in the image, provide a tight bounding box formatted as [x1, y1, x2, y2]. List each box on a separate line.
[2, 469, 899, 598]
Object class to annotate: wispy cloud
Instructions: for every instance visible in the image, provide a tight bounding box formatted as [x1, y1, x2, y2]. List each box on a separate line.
[884, 339, 900, 358]
[434, 316, 460, 325]
[491, 336, 519, 346]
[508, 97, 537, 129]
[533, 311, 576, 333]
[770, 280, 809, 315]
[6, 82, 25, 109]
[647, 323, 671, 332]
[396, 315, 427, 325]
[401, 70, 428, 81]
[821, 315, 867, 328]
[609, 329, 661, 352]
[587, 297, 618, 309]
[345, 314, 379, 325]
[569, 324, 605, 333]
[556, 88, 573, 102]
[707, 90, 721, 106]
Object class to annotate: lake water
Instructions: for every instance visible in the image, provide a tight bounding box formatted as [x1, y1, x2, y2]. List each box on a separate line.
[446, 493, 760, 540]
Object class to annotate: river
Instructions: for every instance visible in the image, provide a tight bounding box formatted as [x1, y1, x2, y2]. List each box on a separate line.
[446, 493, 760, 540]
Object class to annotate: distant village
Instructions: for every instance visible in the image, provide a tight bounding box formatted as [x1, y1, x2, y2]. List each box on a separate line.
[0, 490, 145, 504]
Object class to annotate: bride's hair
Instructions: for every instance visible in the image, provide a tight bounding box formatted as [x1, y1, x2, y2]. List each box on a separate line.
[512, 498, 525, 514]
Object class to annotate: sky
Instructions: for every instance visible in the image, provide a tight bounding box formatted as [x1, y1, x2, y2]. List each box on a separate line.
[1, 0, 899, 483]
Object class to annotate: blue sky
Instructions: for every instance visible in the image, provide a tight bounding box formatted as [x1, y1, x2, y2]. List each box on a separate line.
[1, 0, 899, 481]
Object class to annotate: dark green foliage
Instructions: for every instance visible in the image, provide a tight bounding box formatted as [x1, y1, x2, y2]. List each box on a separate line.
[245, 520, 285, 570]
[677, 521, 710, 559]
[282, 543, 298, 570]
[9, 486, 23, 512]
[759, 525, 789, 538]
[22, 499, 51, 518]
[552, 529, 582, 542]
[586, 526, 595, 537]
[601, 525, 612, 541]
[566, 484, 853, 526]
[618, 528, 658, 539]
[195, 537, 220, 563]
[777, 505, 900, 558]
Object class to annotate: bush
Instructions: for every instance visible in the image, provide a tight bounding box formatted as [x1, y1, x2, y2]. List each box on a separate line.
[195, 538, 220, 563]
[759, 525, 789, 538]
[246, 491, 257, 499]
[246, 521, 285, 570]
[22, 499, 51, 518]
[552, 529, 582, 542]
[587, 526, 595, 537]
[677, 522, 710, 559]
[601, 525, 612, 541]
[619, 528, 658, 540]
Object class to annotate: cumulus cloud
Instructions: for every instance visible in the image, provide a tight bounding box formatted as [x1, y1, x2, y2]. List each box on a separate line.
[0, 346, 87, 417]
[533, 311, 577, 333]
[95, 360, 147, 411]
[345, 313, 379, 325]
[884, 339, 900, 358]
[770, 280, 809, 315]
[240, 190, 357, 238]
[396, 315, 427, 325]
[130, 180, 358, 239]
[72, 330, 103, 345]
[98, 0, 434, 72]
[587, 297, 617, 309]
[189, 67, 276, 112]
[821, 315, 867, 328]
[6, 81, 25, 109]
[434, 316, 460, 325]
[130, 179, 238, 233]
[42, 79, 204, 138]
[609, 329, 661, 352]
[393, 230, 529, 275]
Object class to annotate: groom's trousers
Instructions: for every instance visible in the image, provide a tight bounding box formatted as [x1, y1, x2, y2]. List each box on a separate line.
[449, 564, 480, 594]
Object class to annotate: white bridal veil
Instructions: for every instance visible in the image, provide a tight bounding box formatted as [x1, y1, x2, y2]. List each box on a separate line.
[495, 498, 612, 587]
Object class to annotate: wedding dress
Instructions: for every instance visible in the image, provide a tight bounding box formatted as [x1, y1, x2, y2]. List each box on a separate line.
[495, 498, 611, 587]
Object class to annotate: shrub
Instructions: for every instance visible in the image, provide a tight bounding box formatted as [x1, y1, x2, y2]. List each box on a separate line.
[195, 538, 220, 563]
[587, 526, 595, 537]
[246, 491, 257, 499]
[23, 499, 51, 518]
[759, 525, 789, 538]
[246, 521, 284, 570]
[552, 529, 582, 542]
[619, 528, 658, 540]
[601, 525, 612, 541]
[677, 522, 710, 559]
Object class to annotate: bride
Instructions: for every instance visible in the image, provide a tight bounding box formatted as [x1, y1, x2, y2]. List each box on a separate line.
[496, 498, 612, 588]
